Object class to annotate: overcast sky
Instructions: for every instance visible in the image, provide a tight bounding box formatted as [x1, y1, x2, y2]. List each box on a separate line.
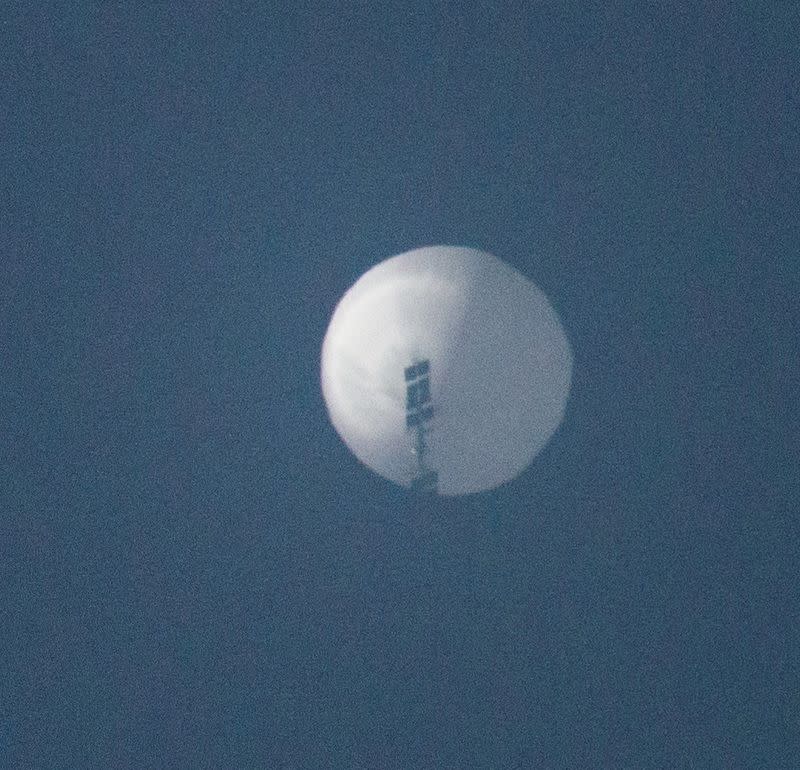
[2, 3, 798, 768]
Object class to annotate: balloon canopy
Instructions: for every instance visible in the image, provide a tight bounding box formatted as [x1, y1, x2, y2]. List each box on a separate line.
[320, 246, 572, 496]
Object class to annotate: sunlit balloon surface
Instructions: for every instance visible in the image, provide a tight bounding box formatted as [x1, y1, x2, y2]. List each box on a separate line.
[320, 246, 572, 495]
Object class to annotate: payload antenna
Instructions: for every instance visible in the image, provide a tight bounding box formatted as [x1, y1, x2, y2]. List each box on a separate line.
[404, 359, 438, 494]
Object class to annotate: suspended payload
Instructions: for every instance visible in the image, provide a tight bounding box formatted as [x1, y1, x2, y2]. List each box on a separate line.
[320, 245, 572, 496]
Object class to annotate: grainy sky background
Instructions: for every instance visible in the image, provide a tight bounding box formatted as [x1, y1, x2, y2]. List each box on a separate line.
[2, 3, 798, 768]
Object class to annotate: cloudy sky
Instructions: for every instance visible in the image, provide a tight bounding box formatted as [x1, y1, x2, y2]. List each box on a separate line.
[2, 3, 798, 767]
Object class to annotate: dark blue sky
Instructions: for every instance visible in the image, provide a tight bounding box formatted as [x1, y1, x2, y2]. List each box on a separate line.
[2, 3, 798, 767]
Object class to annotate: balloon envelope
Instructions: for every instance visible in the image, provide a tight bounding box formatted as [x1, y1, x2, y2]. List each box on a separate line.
[320, 246, 572, 495]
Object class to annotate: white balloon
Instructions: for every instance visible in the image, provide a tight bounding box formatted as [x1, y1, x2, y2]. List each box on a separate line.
[320, 246, 572, 496]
